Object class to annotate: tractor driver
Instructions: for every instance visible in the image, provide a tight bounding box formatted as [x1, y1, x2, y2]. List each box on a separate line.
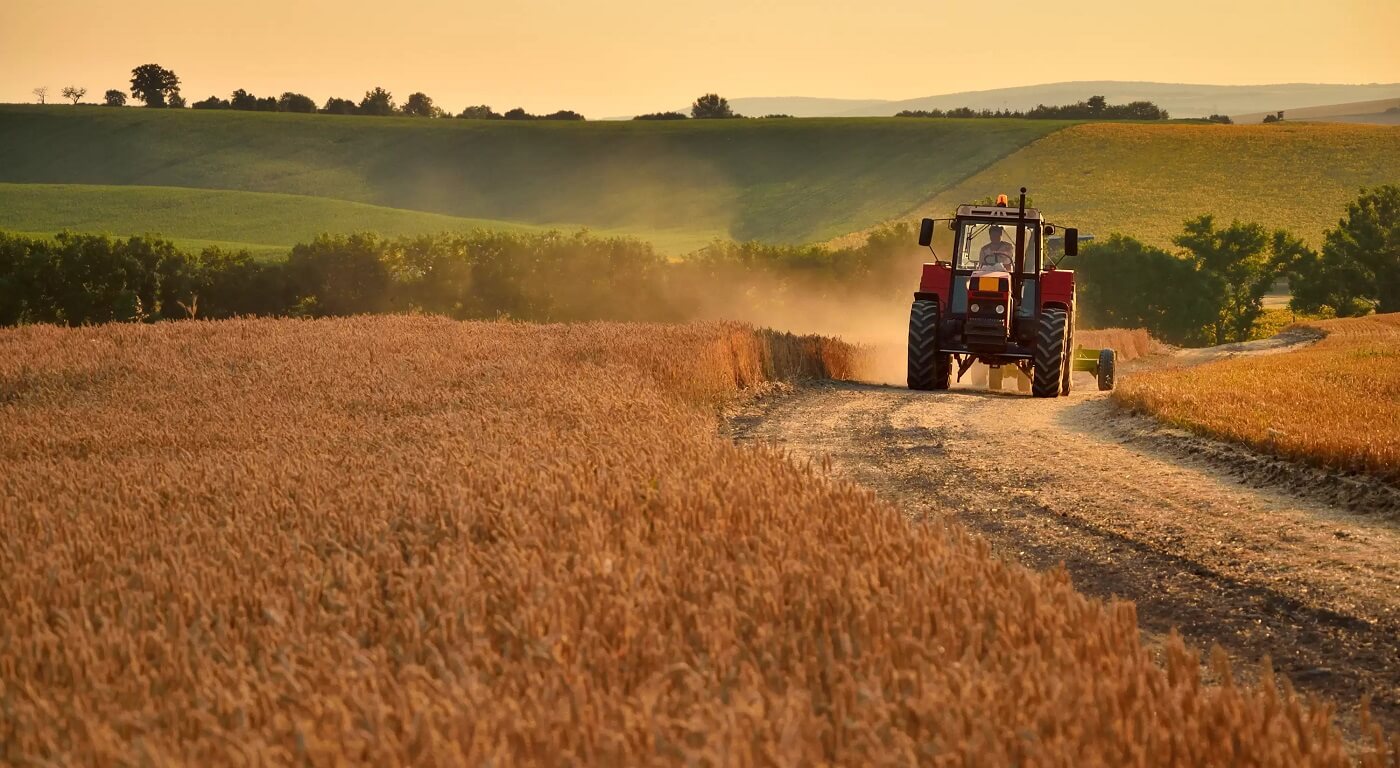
[978, 225, 1015, 272]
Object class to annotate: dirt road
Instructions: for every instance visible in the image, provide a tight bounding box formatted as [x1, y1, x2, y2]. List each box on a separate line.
[732, 372, 1400, 732]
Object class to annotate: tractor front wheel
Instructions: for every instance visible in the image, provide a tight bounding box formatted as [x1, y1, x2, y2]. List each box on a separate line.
[1097, 348, 1117, 391]
[1032, 307, 1068, 398]
[908, 298, 951, 391]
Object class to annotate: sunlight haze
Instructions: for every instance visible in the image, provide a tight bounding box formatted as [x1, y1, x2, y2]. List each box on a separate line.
[3, 0, 1398, 115]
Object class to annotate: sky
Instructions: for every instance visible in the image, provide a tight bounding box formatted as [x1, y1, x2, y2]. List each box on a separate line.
[3, 0, 1398, 116]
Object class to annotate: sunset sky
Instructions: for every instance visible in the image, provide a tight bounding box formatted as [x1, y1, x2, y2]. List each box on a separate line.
[3, 0, 1398, 116]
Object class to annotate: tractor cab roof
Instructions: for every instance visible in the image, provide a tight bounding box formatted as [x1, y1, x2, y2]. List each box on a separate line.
[955, 204, 1044, 222]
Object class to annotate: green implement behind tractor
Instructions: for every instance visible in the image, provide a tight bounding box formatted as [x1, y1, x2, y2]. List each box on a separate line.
[974, 345, 1116, 392]
[1074, 346, 1117, 391]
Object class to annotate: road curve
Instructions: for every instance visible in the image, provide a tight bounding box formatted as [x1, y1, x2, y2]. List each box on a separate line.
[731, 376, 1400, 733]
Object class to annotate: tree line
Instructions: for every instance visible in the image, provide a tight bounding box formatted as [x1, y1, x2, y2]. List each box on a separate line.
[1071, 186, 1399, 345]
[2, 187, 1392, 342]
[897, 95, 1170, 120]
[42, 64, 588, 119]
[0, 227, 913, 327]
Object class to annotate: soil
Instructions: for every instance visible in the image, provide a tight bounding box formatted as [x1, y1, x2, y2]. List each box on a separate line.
[730, 338, 1400, 735]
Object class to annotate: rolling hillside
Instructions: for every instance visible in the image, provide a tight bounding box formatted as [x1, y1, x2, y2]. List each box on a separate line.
[642, 83, 1400, 120]
[1234, 98, 1400, 125]
[0, 183, 722, 255]
[835, 82, 1400, 118]
[903, 122, 1400, 249]
[0, 106, 1062, 248]
[3, 106, 1396, 255]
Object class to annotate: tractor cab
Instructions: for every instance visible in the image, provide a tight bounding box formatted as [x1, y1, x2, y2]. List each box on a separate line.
[948, 209, 1044, 344]
[908, 189, 1116, 397]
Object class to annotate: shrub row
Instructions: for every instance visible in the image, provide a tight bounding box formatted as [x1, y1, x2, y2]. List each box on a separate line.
[0, 227, 916, 327]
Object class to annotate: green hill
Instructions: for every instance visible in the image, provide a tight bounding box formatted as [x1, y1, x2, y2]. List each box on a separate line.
[0, 106, 1064, 248]
[0, 183, 721, 256]
[901, 122, 1400, 248]
[6, 107, 1394, 256]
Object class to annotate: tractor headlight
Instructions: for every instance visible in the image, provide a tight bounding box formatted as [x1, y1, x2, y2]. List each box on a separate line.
[995, 305, 1005, 314]
[970, 303, 980, 313]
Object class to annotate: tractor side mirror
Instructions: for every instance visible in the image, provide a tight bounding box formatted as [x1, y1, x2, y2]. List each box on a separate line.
[918, 218, 935, 247]
[1064, 228, 1079, 257]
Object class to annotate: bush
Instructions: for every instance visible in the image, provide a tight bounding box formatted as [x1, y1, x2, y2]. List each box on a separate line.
[278, 92, 317, 113]
[286, 234, 393, 316]
[0, 232, 200, 325]
[0, 225, 923, 328]
[458, 105, 500, 120]
[1070, 234, 1223, 346]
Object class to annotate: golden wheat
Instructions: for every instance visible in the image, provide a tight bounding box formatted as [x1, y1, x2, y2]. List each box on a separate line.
[1115, 313, 1400, 480]
[1078, 328, 1167, 361]
[0, 316, 1390, 765]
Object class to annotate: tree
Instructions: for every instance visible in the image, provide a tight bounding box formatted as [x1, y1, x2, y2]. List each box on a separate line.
[168, 92, 186, 108]
[32, 86, 48, 104]
[358, 87, 395, 116]
[691, 93, 735, 119]
[60, 86, 87, 104]
[192, 95, 231, 110]
[1072, 235, 1223, 346]
[502, 107, 534, 120]
[1262, 111, 1285, 124]
[1086, 94, 1107, 115]
[103, 89, 127, 107]
[129, 64, 180, 108]
[458, 105, 500, 119]
[229, 89, 258, 110]
[278, 92, 317, 113]
[1289, 185, 1400, 316]
[401, 92, 438, 117]
[1206, 114, 1233, 124]
[541, 109, 585, 121]
[322, 97, 358, 115]
[1173, 215, 1283, 344]
[633, 111, 686, 120]
[287, 234, 392, 316]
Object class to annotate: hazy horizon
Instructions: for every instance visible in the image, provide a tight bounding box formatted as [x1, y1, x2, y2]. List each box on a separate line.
[3, 0, 1398, 116]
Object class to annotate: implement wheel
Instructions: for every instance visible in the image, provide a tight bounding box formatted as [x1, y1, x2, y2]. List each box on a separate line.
[908, 298, 951, 391]
[1032, 307, 1067, 398]
[1097, 348, 1117, 391]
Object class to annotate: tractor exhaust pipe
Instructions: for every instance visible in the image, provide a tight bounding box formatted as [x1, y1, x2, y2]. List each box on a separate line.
[1013, 187, 1027, 293]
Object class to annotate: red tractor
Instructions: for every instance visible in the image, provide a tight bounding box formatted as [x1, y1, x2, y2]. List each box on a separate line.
[908, 188, 1115, 396]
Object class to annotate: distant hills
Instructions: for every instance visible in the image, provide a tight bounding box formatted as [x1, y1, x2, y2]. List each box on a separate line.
[1233, 97, 1400, 125]
[651, 82, 1400, 120]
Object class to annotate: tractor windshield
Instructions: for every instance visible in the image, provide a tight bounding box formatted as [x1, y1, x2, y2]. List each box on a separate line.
[956, 222, 1038, 273]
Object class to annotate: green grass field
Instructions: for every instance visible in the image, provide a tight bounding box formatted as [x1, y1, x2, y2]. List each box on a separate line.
[909, 122, 1400, 248]
[0, 183, 719, 256]
[3, 106, 1395, 255]
[0, 106, 1063, 248]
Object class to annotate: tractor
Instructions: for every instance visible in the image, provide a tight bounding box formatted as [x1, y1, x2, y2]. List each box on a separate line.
[907, 188, 1115, 396]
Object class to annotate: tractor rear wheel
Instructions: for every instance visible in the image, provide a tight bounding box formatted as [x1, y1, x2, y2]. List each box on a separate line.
[1032, 307, 1068, 398]
[1097, 348, 1117, 391]
[908, 298, 951, 391]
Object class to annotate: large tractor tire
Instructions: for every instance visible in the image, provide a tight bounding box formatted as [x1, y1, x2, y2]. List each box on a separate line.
[1032, 307, 1068, 398]
[1097, 348, 1117, 391]
[908, 298, 951, 391]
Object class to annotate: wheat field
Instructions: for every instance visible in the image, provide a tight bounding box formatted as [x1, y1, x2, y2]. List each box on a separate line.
[0, 316, 1391, 765]
[1115, 313, 1400, 481]
[1078, 328, 1168, 361]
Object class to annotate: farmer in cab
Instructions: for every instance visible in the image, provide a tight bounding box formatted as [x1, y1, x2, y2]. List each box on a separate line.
[979, 225, 1014, 271]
